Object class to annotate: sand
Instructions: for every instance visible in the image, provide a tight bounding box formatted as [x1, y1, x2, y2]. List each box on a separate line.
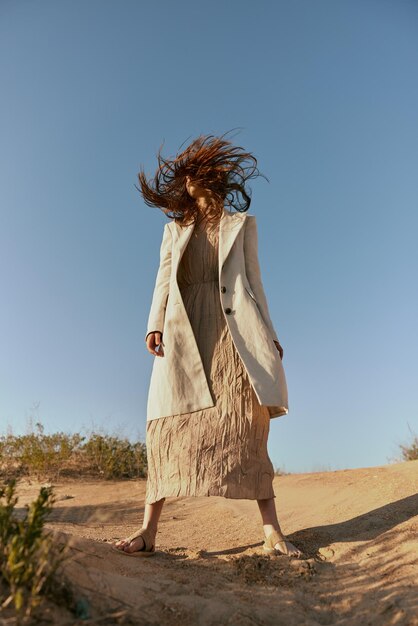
[8, 459, 418, 625]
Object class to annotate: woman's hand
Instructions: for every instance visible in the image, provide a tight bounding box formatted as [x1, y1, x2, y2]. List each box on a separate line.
[273, 340, 283, 360]
[146, 331, 165, 357]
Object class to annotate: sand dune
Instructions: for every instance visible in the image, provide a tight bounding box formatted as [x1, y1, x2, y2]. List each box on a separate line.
[12, 459, 418, 625]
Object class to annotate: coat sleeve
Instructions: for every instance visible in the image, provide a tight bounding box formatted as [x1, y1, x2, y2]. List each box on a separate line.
[244, 215, 280, 344]
[144, 223, 172, 342]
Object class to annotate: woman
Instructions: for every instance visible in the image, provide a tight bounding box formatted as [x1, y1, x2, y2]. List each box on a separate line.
[113, 132, 304, 559]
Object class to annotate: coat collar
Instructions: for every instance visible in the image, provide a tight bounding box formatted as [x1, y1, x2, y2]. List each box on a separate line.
[172, 207, 247, 279]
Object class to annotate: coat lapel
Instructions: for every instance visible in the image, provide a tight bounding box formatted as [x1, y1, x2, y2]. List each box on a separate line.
[173, 207, 247, 281]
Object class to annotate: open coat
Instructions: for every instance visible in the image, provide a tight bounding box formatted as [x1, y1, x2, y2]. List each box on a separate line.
[144, 207, 289, 422]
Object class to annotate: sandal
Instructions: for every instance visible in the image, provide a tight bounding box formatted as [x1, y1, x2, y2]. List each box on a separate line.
[112, 527, 156, 557]
[263, 529, 304, 558]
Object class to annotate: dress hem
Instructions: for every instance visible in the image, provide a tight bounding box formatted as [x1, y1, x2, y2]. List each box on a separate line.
[145, 491, 276, 505]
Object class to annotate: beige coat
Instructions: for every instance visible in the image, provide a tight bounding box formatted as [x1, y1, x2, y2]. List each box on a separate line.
[145, 207, 289, 421]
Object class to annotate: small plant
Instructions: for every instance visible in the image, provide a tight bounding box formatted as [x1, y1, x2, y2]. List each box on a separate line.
[273, 464, 290, 476]
[398, 423, 418, 461]
[82, 433, 147, 479]
[0, 421, 148, 481]
[0, 478, 69, 619]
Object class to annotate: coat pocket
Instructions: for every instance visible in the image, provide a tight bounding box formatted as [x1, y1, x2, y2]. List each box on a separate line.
[244, 285, 257, 303]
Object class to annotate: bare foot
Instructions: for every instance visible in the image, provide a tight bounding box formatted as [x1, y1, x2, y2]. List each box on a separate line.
[114, 528, 156, 554]
[274, 538, 304, 558]
[265, 528, 304, 558]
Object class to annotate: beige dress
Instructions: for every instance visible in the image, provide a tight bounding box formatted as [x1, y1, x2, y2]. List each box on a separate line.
[145, 217, 276, 504]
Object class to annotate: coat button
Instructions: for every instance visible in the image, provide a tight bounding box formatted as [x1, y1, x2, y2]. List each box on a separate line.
[221, 286, 226, 293]
[224, 307, 232, 314]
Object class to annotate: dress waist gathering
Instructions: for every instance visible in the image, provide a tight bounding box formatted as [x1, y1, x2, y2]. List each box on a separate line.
[180, 278, 219, 286]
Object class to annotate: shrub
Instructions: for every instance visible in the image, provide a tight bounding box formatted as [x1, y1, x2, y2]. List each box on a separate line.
[0, 422, 148, 481]
[0, 478, 69, 619]
[81, 433, 147, 479]
[0, 422, 85, 480]
[398, 424, 418, 461]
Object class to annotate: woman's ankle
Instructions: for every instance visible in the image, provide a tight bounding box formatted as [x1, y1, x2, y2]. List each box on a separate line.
[263, 524, 285, 537]
[142, 523, 158, 534]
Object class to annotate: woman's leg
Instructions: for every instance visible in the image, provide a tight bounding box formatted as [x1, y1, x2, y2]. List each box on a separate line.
[257, 497, 303, 557]
[114, 497, 166, 553]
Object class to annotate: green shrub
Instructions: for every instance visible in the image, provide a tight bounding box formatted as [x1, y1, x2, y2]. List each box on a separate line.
[0, 422, 148, 481]
[0, 478, 69, 619]
[82, 433, 147, 479]
[0, 422, 85, 480]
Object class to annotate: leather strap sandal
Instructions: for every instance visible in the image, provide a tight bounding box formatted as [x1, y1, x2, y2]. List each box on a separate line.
[263, 529, 304, 558]
[112, 527, 156, 557]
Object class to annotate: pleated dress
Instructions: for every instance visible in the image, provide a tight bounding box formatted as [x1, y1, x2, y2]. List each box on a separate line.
[145, 217, 276, 504]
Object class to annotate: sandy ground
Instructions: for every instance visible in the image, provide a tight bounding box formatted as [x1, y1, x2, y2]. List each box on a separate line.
[6, 459, 418, 625]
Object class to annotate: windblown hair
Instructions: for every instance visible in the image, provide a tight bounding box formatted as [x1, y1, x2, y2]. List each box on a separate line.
[136, 130, 268, 226]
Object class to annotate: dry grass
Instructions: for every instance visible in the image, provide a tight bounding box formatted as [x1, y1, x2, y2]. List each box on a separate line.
[0, 422, 147, 482]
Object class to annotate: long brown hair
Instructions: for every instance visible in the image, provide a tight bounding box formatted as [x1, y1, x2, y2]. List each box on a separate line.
[136, 130, 268, 226]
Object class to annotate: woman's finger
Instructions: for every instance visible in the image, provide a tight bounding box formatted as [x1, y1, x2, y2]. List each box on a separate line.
[147, 332, 165, 357]
[154, 332, 164, 357]
[146, 332, 156, 355]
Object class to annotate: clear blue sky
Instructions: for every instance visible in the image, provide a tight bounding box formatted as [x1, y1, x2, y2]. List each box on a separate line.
[1, 0, 417, 474]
